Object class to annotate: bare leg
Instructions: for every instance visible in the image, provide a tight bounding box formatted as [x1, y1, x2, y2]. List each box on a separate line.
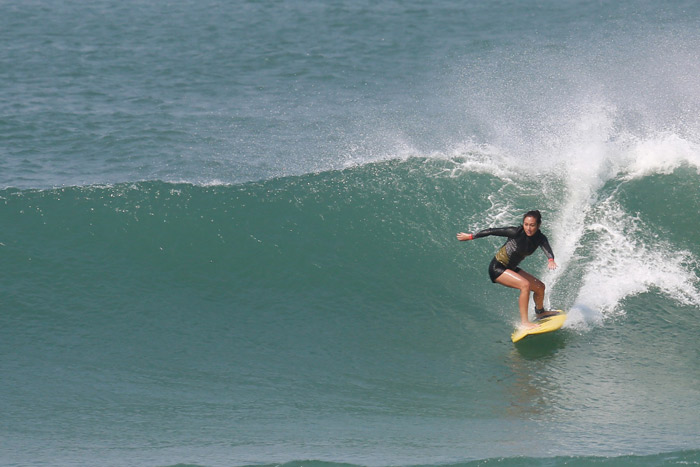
[495, 269, 538, 328]
[515, 269, 546, 310]
[517, 269, 559, 318]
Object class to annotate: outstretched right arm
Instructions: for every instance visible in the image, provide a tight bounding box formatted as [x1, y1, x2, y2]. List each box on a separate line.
[457, 226, 518, 241]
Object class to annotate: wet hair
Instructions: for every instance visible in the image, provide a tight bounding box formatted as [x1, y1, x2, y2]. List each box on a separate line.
[523, 210, 542, 225]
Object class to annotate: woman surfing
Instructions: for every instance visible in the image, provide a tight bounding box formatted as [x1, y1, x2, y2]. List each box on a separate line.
[457, 210, 558, 330]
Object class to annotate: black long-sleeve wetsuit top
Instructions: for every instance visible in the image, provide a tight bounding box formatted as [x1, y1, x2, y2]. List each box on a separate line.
[473, 226, 555, 269]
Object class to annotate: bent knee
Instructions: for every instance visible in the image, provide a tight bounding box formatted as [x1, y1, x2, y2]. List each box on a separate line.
[533, 280, 545, 291]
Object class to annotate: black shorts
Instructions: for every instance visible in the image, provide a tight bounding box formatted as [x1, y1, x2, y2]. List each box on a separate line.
[488, 257, 520, 283]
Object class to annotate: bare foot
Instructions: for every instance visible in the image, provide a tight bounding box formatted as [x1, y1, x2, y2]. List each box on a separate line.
[520, 321, 538, 330]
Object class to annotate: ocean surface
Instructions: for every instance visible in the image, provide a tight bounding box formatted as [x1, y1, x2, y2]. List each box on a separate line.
[1, 1, 700, 466]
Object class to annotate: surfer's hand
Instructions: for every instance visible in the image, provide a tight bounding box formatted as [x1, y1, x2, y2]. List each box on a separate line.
[548, 259, 558, 270]
[457, 232, 473, 241]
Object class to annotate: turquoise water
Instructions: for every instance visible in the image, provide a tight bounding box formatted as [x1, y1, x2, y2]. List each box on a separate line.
[2, 1, 700, 466]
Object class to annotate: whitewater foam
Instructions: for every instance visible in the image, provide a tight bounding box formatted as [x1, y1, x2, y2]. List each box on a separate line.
[623, 132, 700, 179]
[564, 196, 700, 327]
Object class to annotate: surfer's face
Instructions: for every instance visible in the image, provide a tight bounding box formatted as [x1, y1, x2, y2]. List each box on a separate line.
[523, 216, 539, 236]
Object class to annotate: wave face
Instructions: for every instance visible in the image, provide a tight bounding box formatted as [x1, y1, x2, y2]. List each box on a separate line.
[2, 149, 699, 465]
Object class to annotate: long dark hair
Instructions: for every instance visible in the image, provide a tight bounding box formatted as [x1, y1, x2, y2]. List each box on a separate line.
[523, 210, 542, 225]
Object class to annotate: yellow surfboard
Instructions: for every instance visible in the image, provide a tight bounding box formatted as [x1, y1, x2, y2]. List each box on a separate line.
[511, 312, 567, 343]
